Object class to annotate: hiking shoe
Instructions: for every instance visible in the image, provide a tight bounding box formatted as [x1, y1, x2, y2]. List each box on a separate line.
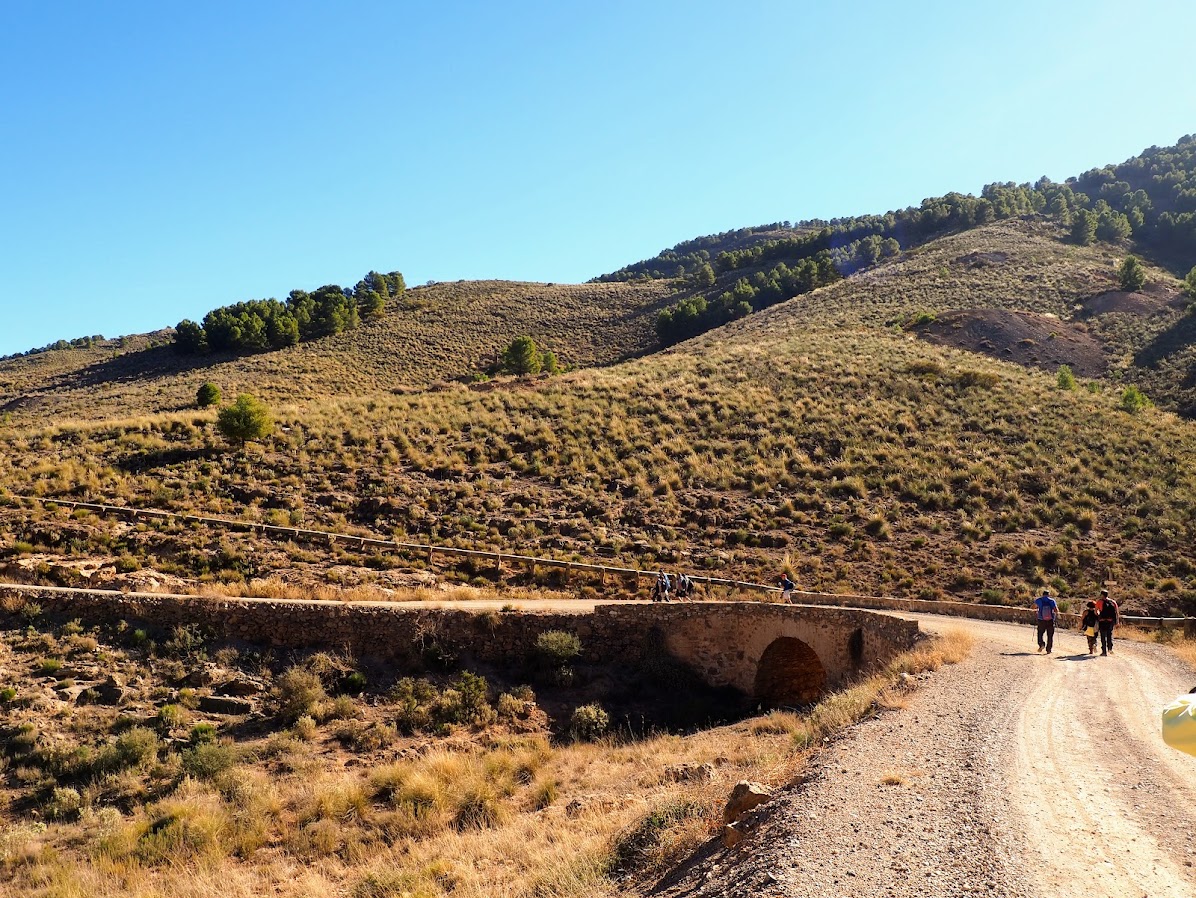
[1037, 646, 1044, 653]
[1046, 649, 1052, 654]
[1101, 651, 1107, 656]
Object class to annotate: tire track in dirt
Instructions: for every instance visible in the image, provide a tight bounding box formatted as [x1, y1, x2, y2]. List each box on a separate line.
[1009, 631, 1196, 898]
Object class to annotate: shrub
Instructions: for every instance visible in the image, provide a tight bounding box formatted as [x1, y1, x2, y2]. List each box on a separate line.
[1120, 385, 1150, 414]
[275, 667, 327, 722]
[189, 723, 218, 744]
[155, 704, 187, 734]
[216, 394, 274, 446]
[1056, 365, 1077, 391]
[569, 703, 610, 742]
[44, 786, 83, 821]
[440, 671, 494, 727]
[94, 727, 160, 774]
[906, 359, 943, 376]
[293, 715, 319, 741]
[163, 623, 207, 659]
[1117, 255, 1146, 292]
[955, 369, 1000, 390]
[196, 382, 221, 408]
[534, 630, 581, 668]
[181, 742, 237, 780]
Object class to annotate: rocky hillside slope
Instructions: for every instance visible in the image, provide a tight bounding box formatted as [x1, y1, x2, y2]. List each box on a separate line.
[2, 219, 1194, 615]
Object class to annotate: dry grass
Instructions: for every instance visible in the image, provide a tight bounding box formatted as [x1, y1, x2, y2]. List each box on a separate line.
[0, 279, 676, 425]
[2, 220, 1195, 609]
[0, 616, 972, 898]
[1121, 625, 1196, 671]
[4, 299, 1196, 612]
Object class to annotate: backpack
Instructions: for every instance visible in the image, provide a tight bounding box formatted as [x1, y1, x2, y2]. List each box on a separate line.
[1099, 599, 1118, 623]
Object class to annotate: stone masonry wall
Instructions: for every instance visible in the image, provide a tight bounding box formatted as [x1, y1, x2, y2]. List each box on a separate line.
[0, 586, 919, 695]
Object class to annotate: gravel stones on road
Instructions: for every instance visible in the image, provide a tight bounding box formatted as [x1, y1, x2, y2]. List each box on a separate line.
[651, 626, 1038, 898]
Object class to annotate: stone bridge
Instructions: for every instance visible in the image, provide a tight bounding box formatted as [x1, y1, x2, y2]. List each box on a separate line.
[1, 586, 921, 704]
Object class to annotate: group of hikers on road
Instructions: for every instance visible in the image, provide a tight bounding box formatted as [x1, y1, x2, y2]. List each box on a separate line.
[1033, 587, 1119, 656]
[652, 570, 798, 602]
[650, 570, 696, 601]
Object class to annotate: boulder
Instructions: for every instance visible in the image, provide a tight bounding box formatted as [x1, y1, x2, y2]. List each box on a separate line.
[87, 682, 131, 706]
[198, 695, 255, 715]
[665, 763, 716, 783]
[215, 676, 266, 697]
[722, 781, 772, 824]
[722, 822, 745, 848]
[56, 684, 88, 704]
[183, 666, 219, 688]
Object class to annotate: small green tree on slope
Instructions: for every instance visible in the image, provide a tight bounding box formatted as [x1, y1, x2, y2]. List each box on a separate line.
[1118, 255, 1146, 292]
[499, 336, 559, 376]
[1182, 266, 1196, 302]
[217, 394, 273, 446]
[196, 382, 221, 408]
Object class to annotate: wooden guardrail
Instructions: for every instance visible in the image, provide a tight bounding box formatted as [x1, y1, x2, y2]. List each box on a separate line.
[6, 494, 774, 597]
[5, 494, 1189, 629]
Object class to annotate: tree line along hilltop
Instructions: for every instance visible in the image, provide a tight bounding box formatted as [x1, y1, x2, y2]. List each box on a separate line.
[602, 136, 1196, 349]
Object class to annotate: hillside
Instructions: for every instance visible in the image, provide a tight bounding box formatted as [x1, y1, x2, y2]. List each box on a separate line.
[2, 218, 1194, 616]
[0, 278, 675, 423]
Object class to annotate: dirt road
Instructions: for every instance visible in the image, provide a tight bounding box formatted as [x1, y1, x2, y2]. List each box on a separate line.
[651, 615, 1196, 898]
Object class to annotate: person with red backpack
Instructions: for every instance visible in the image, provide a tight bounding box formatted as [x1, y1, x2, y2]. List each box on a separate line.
[1096, 588, 1118, 656]
[1033, 589, 1059, 654]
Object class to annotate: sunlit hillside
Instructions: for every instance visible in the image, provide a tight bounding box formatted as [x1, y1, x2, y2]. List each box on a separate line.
[2, 219, 1194, 615]
[0, 279, 675, 424]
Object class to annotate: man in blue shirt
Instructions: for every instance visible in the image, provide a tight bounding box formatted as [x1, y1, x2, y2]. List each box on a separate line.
[1033, 590, 1059, 654]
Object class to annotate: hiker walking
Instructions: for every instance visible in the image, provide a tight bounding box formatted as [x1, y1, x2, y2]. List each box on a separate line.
[779, 573, 796, 603]
[1096, 588, 1118, 655]
[1033, 589, 1058, 655]
[676, 572, 693, 600]
[651, 570, 672, 602]
[1080, 601, 1099, 655]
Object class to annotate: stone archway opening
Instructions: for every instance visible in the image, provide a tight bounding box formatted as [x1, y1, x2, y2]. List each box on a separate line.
[753, 637, 827, 707]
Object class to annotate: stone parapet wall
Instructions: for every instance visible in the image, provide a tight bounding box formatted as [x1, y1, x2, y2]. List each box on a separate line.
[0, 586, 920, 694]
[790, 591, 1041, 625]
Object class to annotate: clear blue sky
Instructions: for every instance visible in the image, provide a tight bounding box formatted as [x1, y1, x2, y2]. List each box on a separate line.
[2, 0, 1194, 357]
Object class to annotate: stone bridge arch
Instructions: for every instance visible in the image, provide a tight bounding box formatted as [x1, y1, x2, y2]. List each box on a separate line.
[753, 637, 826, 705]
[644, 603, 918, 705]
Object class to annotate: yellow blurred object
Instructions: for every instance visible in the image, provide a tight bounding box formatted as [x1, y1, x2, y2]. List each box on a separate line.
[1161, 694, 1196, 758]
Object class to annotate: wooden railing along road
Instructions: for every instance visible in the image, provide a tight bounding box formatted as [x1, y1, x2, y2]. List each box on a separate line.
[5, 494, 1188, 629]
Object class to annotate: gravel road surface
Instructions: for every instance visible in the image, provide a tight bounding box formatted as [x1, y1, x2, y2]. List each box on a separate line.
[649, 615, 1196, 898]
